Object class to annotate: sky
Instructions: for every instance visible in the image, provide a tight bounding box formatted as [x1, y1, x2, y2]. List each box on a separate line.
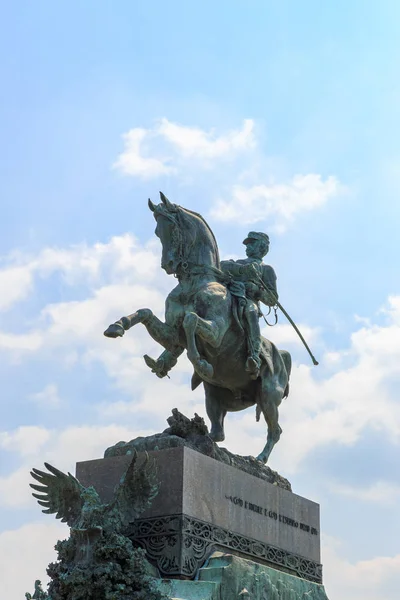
[1, 1, 400, 598]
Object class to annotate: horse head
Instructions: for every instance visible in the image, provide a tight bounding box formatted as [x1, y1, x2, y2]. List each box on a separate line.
[148, 192, 220, 275]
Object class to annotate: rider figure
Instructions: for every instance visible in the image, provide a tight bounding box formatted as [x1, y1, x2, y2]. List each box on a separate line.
[221, 232, 278, 379]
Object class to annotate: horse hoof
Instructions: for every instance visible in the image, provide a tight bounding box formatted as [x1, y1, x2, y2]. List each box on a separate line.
[256, 453, 267, 464]
[104, 323, 125, 338]
[197, 360, 214, 379]
[210, 429, 225, 443]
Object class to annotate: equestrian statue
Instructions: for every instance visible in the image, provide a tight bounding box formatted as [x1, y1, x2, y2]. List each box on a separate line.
[104, 192, 317, 463]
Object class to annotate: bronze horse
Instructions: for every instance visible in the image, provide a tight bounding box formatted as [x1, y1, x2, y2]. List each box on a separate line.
[104, 192, 291, 463]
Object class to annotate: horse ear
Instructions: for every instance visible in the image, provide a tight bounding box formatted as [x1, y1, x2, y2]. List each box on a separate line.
[159, 191, 175, 211]
[148, 198, 156, 212]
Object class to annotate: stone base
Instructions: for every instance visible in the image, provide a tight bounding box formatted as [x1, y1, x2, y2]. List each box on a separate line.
[77, 446, 322, 584]
[155, 551, 329, 600]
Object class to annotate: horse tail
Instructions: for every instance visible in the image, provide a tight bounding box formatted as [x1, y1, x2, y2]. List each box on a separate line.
[279, 349, 292, 398]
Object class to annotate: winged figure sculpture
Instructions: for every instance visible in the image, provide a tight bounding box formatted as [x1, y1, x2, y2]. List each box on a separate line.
[29, 451, 158, 536]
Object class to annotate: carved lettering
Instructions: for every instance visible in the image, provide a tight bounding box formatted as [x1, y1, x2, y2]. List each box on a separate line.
[248, 502, 263, 514]
[224, 494, 318, 536]
[224, 495, 243, 507]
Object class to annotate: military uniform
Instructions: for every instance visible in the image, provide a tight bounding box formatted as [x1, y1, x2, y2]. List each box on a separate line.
[221, 232, 278, 378]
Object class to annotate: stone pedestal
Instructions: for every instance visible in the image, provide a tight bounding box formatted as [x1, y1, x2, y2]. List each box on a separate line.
[76, 446, 322, 583]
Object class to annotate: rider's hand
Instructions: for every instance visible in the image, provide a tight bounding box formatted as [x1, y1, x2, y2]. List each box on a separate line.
[245, 282, 259, 298]
[229, 281, 246, 297]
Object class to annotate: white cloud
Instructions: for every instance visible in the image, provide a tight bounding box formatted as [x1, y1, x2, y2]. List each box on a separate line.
[113, 118, 256, 178]
[0, 521, 66, 600]
[0, 466, 37, 508]
[99, 353, 205, 421]
[50, 424, 153, 468]
[0, 424, 148, 509]
[211, 175, 342, 231]
[329, 480, 400, 506]
[0, 426, 51, 457]
[0, 330, 43, 352]
[111, 117, 345, 233]
[157, 117, 255, 158]
[29, 384, 61, 409]
[261, 322, 320, 350]
[0, 235, 184, 436]
[0, 234, 169, 361]
[112, 117, 344, 231]
[112, 127, 176, 178]
[0, 266, 33, 311]
[323, 535, 400, 600]
[32, 234, 163, 286]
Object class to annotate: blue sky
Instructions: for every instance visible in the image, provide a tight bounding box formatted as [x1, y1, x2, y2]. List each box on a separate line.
[1, 2, 400, 598]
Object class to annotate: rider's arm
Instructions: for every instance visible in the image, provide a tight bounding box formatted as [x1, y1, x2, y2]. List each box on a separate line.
[220, 259, 244, 278]
[220, 259, 237, 270]
[258, 266, 278, 306]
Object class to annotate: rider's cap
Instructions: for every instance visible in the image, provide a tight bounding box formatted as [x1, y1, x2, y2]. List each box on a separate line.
[243, 231, 270, 245]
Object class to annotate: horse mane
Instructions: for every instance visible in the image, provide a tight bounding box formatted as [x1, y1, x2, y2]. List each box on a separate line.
[178, 206, 221, 269]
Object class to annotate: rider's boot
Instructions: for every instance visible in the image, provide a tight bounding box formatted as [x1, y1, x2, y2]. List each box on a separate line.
[245, 333, 262, 379]
[246, 353, 261, 379]
[245, 305, 262, 379]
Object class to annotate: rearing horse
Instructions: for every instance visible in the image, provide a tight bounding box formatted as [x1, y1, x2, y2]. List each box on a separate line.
[104, 192, 291, 463]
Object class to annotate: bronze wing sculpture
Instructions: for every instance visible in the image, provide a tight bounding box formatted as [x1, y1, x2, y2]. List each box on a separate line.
[30, 462, 86, 528]
[28, 452, 161, 599]
[30, 451, 158, 533]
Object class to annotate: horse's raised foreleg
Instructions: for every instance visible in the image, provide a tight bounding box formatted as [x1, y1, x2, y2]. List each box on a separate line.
[104, 310, 183, 377]
[182, 312, 225, 379]
[105, 309, 179, 349]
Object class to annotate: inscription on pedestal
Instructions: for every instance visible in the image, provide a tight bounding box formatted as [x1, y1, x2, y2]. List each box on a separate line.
[224, 494, 318, 535]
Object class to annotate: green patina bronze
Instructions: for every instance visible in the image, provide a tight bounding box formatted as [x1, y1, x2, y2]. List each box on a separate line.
[156, 551, 329, 599]
[27, 454, 166, 600]
[25, 580, 48, 600]
[220, 230, 278, 378]
[104, 192, 293, 464]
